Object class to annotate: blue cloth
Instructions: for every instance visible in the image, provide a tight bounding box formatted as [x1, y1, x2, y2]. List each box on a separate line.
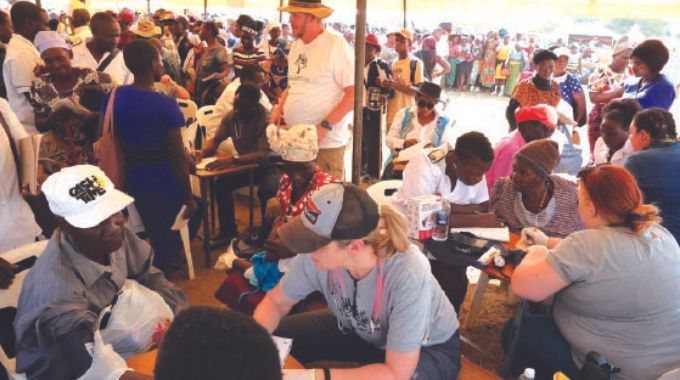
[557, 73, 582, 106]
[623, 74, 676, 110]
[624, 142, 680, 244]
[250, 252, 283, 292]
[102, 86, 186, 270]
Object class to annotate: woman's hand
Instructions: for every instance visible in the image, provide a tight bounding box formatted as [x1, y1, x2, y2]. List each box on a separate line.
[205, 157, 234, 171]
[521, 227, 549, 246]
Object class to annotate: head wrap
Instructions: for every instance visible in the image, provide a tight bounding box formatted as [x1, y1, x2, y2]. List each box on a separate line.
[34, 31, 71, 54]
[266, 124, 318, 162]
[515, 139, 560, 178]
[612, 36, 632, 56]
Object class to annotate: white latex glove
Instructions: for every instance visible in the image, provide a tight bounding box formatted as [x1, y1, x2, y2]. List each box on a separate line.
[282, 369, 316, 380]
[77, 331, 131, 380]
[521, 227, 549, 247]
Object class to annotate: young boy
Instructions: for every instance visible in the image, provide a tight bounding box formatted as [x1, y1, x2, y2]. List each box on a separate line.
[397, 131, 497, 227]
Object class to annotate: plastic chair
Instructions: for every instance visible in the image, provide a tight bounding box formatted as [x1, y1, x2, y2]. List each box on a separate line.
[366, 180, 403, 206]
[0, 240, 48, 380]
[196, 105, 221, 140]
[176, 99, 198, 127]
[657, 368, 680, 380]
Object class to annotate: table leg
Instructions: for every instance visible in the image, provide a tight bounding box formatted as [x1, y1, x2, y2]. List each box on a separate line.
[248, 168, 254, 228]
[201, 177, 210, 265]
[464, 271, 490, 329]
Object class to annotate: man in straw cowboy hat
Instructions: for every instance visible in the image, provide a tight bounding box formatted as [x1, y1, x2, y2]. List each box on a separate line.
[271, 0, 354, 180]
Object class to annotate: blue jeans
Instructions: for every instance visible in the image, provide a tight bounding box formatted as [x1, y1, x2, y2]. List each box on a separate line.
[501, 315, 580, 380]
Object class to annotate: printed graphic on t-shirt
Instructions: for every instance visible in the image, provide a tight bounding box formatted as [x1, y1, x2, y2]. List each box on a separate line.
[293, 53, 308, 75]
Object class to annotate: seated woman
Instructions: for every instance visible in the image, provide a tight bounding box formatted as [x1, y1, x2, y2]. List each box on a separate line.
[264, 124, 339, 268]
[622, 39, 676, 111]
[254, 184, 461, 380]
[384, 82, 453, 179]
[592, 99, 640, 165]
[625, 109, 680, 243]
[30, 31, 113, 179]
[491, 139, 584, 237]
[506, 165, 680, 379]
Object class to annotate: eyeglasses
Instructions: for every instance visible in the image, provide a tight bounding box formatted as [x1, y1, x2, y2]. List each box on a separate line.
[417, 100, 436, 110]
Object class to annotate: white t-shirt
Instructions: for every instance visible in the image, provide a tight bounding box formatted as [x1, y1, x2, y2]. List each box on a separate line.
[386, 106, 455, 151]
[213, 77, 273, 121]
[0, 99, 41, 250]
[396, 150, 489, 206]
[284, 30, 354, 149]
[71, 41, 134, 85]
[3, 35, 42, 134]
[593, 137, 632, 166]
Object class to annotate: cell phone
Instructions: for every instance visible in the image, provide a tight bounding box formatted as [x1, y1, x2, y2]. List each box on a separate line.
[450, 233, 489, 249]
[384, 188, 398, 196]
[12, 256, 37, 274]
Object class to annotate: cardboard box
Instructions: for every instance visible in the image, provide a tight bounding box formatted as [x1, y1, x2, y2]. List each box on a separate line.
[407, 195, 441, 241]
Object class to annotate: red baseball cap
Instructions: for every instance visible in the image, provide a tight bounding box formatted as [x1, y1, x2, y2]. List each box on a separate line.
[365, 33, 381, 53]
[515, 104, 558, 130]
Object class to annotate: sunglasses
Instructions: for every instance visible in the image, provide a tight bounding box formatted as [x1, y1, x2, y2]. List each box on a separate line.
[417, 100, 436, 110]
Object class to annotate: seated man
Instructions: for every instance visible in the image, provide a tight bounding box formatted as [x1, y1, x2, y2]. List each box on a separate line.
[486, 104, 557, 193]
[14, 165, 188, 380]
[397, 131, 497, 227]
[198, 82, 281, 240]
[154, 306, 282, 380]
[214, 63, 272, 121]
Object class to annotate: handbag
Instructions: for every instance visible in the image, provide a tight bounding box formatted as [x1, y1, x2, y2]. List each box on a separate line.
[94, 87, 125, 190]
[554, 124, 583, 176]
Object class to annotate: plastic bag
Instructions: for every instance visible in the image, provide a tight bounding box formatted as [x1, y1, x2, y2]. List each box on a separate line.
[77, 331, 130, 380]
[99, 280, 174, 358]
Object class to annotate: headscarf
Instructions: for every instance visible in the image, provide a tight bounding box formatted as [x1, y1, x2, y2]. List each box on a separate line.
[34, 31, 71, 54]
[266, 124, 318, 162]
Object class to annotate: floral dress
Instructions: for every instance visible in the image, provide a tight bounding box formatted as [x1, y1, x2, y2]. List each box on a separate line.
[586, 65, 631, 152]
[276, 167, 338, 217]
[29, 68, 112, 182]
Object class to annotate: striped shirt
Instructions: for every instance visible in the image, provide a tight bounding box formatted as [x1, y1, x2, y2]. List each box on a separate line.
[490, 175, 585, 237]
[232, 47, 266, 75]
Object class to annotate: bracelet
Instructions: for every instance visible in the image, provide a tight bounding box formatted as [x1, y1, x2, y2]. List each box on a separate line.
[323, 368, 331, 380]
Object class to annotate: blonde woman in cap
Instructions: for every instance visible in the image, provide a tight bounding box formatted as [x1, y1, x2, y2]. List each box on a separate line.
[271, 0, 354, 179]
[30, 31, 113, 182]
[264, 124, 338, 264]
[490, 139, 585, 237]
[254, 183, 461, 380]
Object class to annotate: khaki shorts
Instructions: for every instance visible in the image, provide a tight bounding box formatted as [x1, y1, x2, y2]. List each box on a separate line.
[317, 146, 345, 180]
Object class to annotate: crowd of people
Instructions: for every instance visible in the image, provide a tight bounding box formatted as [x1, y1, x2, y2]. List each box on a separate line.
[0, 0, 679, 379]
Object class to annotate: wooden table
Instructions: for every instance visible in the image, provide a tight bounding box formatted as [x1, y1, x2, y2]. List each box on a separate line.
[195, 163, 259, 265]
[127, 349, 305, 375]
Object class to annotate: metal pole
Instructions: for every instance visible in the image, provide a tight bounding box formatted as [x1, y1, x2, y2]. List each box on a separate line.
[352, 0, 367, 185]
[147, 0, 151, 16]
[279, 0, 284, 23]
[203, 0, 208, 19]
[403, 0, 407, 29]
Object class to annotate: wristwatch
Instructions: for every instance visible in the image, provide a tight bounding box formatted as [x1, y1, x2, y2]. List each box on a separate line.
[320, 120, 332, 131]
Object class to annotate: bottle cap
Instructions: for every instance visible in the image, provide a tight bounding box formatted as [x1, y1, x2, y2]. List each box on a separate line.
[524, 368, 536, 379]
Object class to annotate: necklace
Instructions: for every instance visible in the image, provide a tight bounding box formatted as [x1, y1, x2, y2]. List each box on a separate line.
[234, 120, 243, 139]
[515, 180, 553, 228]
[532, 181, 550, 226]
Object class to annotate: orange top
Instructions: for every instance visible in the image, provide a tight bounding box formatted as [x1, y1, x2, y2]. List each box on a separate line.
[512, 79, 561, 108]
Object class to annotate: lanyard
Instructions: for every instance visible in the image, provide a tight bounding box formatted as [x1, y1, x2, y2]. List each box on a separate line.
[328, 258, 384, 323]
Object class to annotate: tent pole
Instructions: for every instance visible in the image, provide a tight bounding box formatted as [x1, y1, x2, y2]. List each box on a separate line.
[147, 0, 151, 16]
[279, 0, 284, 23]
[203, 0, 208, 19]
[352, 0, 367, 185]
[403, 0, 407, 29]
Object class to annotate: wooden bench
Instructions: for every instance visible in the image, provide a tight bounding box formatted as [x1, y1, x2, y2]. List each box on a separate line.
[459, 357, 502, 380]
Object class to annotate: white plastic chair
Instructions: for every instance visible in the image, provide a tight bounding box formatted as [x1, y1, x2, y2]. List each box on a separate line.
[658, 368, 680, 380]
[0, 240, 48, 380]
[366, 180, 403, 206]
[196, 105, 221, 140]
[176, 99, 198, 127]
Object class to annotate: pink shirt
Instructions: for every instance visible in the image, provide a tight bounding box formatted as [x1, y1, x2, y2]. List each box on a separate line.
[486, 130, 526, 193]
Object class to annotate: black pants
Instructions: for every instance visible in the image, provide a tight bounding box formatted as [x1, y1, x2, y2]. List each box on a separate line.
[215, 165, 282, 236]
[362, 108, 382, 178]
[274, 309, 462, 380]
[429, 260, 468, 314]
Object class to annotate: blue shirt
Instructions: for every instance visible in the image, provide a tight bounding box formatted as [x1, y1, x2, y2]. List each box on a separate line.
[556, 73, 582, 106]
[623, 74, 676, 111]
[624, 142, 680, 243]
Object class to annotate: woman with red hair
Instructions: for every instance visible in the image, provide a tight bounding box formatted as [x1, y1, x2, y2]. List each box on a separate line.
[504, 165, 680, 379]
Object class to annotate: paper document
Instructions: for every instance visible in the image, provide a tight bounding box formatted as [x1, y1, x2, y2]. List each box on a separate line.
[18, 134, 43, 194]
[195, 156, 217, 170]
[171, 206, 194, 279]
[272, 336, 293, 367]
[449, 227, 510, 243]
[395, 141, 426, 162]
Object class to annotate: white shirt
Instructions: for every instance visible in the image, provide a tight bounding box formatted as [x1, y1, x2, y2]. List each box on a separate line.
[386, 106, 455, 151]
[71, 26, 92, 45]
[214, 77, 273, 120]
[593, 137, 633, 166]
[3, 34, 42, 135]
[284, 30, 354, 149]
[0, 99, 41, 251]
[396, 150, 489, 206]
[71, 41, 134, 85]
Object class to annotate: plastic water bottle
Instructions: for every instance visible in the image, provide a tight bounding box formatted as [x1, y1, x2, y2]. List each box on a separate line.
[432, 197, 450, 241]
[518, 368, 535, 380]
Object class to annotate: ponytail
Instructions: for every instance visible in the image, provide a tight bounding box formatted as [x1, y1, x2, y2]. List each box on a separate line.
[624, 204, 661, 234]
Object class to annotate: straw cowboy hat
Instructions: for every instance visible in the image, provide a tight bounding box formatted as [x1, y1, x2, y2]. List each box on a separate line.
[278, 0, 334, 19]
[132, 18, 162, 38]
